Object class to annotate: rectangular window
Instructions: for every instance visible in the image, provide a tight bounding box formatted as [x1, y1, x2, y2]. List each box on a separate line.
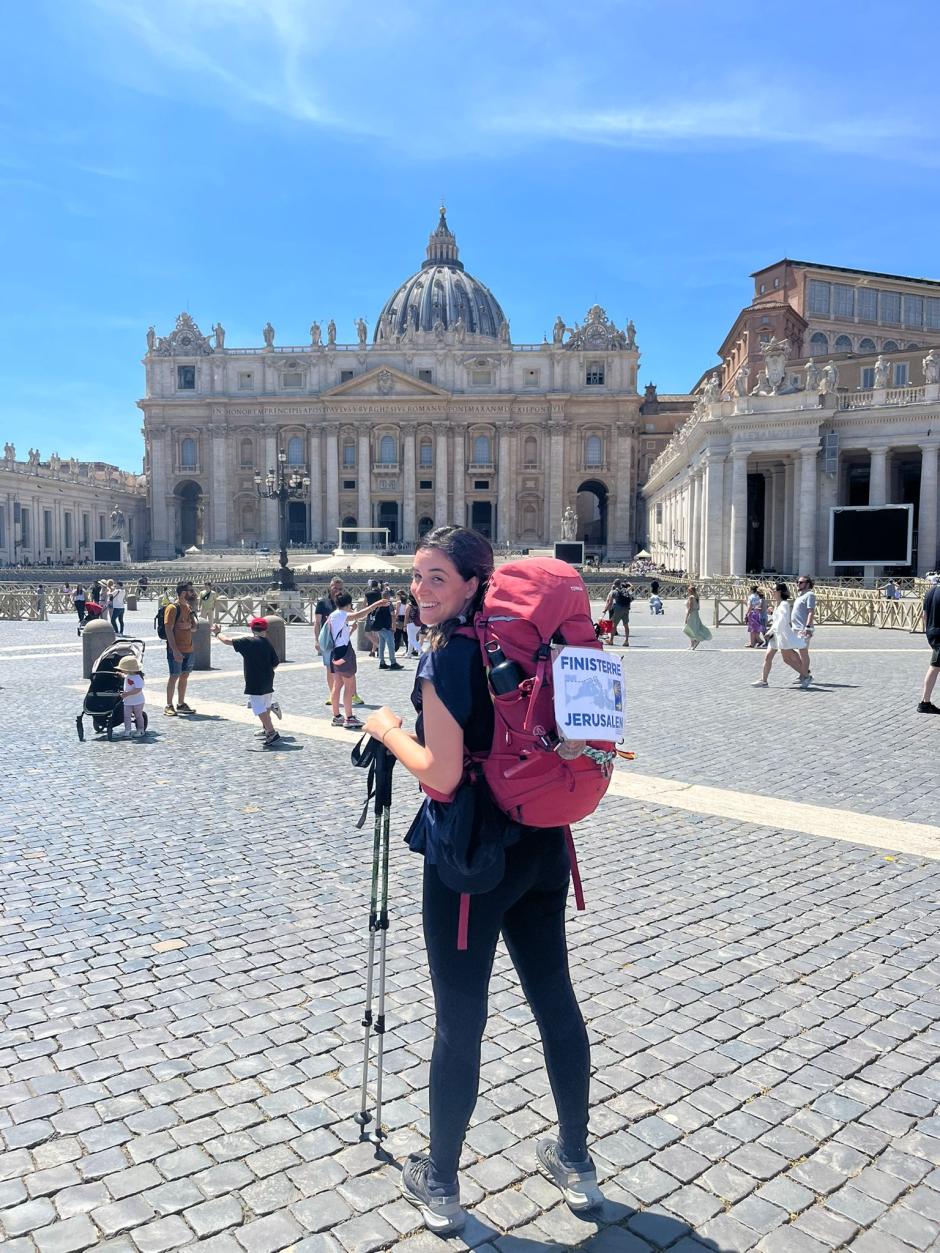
[903, 295, 924, 328]
[418, 369, 433, 383]
[343, 479, 356, 490]
[807, 280, 830, 315]
[470, 369, 493, 385]
[655, 503, 663, 525]
[857, 288, 878, 322]
[894, 362, 909, 386]
[524, 368, 540, 387]
[0, 508, 5, 549]
[177, 365, 195, 390]
[585, 362, 605, 385]
[340, 370, 354, 383]
[19, 507, 29, 545]
[342, 445, 356, 467]
[474, 479, 490, 490]
[81, 513, 90, 546]
[861, 367, 875, 389]
[238, 371, 254, 391]
[98, 515, 105, 539]
[419, 445, 433, 468]
[64, 512, 73, 549]
[880, 290, 901, 324]
[832, 284, 854, 319]
[43, 509, 53, 549]
[927, 298, 940, 330]
[419, 479, 433, 490]
[282, 372, 303, 389]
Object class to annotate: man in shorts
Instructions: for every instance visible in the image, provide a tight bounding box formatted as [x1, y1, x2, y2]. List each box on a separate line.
[213, 616, 282, 746]
[604, 580, 634, 646]
[164, 581, 197, 716]
[791, 574, 817, 684]
[314, 577, 363, 707]
[918, 574, 940, 714]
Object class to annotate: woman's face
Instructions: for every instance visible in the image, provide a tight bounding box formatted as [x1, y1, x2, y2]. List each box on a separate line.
[773, 588, 783, 603]
[411, 548, 479, 626]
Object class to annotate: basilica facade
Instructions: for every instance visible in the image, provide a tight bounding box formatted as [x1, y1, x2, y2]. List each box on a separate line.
[140, 211, 655, 559]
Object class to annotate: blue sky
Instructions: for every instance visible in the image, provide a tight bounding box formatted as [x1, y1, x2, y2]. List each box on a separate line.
[2, 0, 938, 469]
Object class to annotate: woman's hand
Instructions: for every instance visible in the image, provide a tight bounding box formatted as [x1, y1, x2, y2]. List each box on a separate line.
[362, 706, 403, 742]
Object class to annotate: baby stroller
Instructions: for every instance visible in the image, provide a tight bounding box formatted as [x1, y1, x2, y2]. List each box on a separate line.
[76, 638, 147, 742]
[77, 600, 104, 636]
[594, 617, 614, 643]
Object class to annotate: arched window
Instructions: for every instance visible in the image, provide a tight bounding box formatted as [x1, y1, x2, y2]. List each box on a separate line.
[907, 342, 920, 350]
[239, 438, 254, 469]
[342, 439, 356, 468]
[809, 333, 829, 357]
[379, 435, 397, 465]
[585, 435, 603, 467]
[418, 515, 434, 537]
[180, 437, 197, 469]
[882, 340, 899, 352]
[240, 504, 256, 533]
[342, 514, 358, 529]
[286, 436, 304, 466]
[858, 338, 876, 353]
[419, 439, 433, 468]
[523, 436, 537, 467]
[834, 335, 853, 353]
[472, 434, 491, 465]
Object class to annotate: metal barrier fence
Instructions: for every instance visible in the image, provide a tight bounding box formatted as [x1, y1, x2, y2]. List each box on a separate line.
[713, 594, 923, 633]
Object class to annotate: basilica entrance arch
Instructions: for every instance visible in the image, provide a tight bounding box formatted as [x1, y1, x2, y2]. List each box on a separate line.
[576, 479, 608, 547]
[175, 480, 204, 549]
[471, 501, 493, 539]
[288, 501, 308, 545]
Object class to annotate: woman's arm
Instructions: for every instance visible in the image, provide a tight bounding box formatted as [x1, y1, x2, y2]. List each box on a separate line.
[363, 681, 465, 795]
[346, 599, 388, 625]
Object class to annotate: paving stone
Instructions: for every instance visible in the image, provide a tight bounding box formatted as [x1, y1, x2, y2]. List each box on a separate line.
[92, 1195, 158, 1237]
[130, 1214, 195, 1252]
[331, 1210, 398, 1253]
[183, 1195, 243, 1239]
[292, 1192, 354, 1233]
[33, 1214, 100, 1253]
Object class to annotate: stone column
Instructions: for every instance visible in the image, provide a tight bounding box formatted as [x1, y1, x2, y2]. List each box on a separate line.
[783, 460, 794, 573]
[149, 428, 171, 556]
[403, 426, 416, 545]
[729, 449, 749, 575]
[687, 471, 699, 571]
[869, 447, 888, 505]
[798, 447, 818, 576]
[918, 442, 939, 574]
[612, 427, 633, 555]
[262, 429, 278, 543]
[357, 429, 371, 534]
[453, 426, 466, 527]
[762, 473, 772, 569]
[435, 426, 449, 527]
[773, 468, 786, 572]
[325, 425, 339, 547]
[308, 428, 322, 543]
[817, 460, 838, 573]
[210, 427, 228, 545]
[702, 454, 725, 575]
[792, 457, 803, 576]
[496, 426, 511, 543]
[548, 422, 565, 543]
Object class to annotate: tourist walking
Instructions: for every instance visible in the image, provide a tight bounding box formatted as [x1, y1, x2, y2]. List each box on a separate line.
[315, 578, 363, 708]
[683, 584, 712, 649]
[213, 616, 283, 747]
[745, 585, 764, 647]
[362, 526, 599, 1236]
[792, 575, 817, 683]
[405, 594, 421, 657]
[117, 654, 146, 738]
[395, 590, 409, 652]
[110, 581, 126, 635]
[72, 584, 86, 624]
[327, 592, 382, 729]
[918, 574, 940, 713]
[164, 581, 197, 716]
[363, 579, 383, 658]
[604, 580, 633, 645]
[752, 582, 806, 687]
[372, 588, 400, 669]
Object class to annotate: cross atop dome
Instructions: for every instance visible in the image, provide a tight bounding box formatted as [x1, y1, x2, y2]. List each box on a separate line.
[424, 205, 462, 270]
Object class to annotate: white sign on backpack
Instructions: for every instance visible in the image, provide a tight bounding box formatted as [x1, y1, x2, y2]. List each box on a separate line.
[551, 647, 625, 739]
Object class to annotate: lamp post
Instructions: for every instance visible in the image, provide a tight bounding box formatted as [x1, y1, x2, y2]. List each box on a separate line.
[254, 450, 310, 590]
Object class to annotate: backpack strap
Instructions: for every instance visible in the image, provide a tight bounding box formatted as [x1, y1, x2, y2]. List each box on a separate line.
[564, 825, 585, 912]
[523, 643, 551, 732]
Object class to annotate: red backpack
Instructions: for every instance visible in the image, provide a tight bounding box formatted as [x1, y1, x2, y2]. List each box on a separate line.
[443, 557, 619, 947]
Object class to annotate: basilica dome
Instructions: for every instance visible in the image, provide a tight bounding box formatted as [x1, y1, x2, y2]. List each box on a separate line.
[374, 209, 508, 344]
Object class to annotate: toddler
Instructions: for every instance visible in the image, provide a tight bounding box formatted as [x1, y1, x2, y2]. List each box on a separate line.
[117, 655, 146, 737]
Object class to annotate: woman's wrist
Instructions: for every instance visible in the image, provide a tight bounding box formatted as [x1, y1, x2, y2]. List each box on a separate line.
[381, 725, 402, 745]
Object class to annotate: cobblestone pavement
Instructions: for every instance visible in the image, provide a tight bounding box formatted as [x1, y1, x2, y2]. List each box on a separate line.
[1, 606, 939, 1252]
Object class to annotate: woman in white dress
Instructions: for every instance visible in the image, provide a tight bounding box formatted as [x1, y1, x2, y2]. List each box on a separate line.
[752, 583, 806, 687]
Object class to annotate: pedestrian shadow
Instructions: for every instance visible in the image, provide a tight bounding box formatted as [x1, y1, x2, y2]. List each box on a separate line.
[174, 713, 226, 722]
[451, 1207, 725, 1251]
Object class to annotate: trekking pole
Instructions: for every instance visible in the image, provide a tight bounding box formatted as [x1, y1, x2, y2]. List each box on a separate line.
[350, 736, 395, 1146]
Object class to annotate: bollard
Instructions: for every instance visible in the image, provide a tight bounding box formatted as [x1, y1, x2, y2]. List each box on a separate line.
[192, 618, 212, 671]
[126, 594, 138, 612]
[82, 619, 116, 679]
[265, 614, 286, 663]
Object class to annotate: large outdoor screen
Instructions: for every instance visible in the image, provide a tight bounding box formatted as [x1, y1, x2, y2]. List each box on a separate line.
[553, 541, 585, 567]
[94, 540, 122, 563]
[829, 505, 913, 565]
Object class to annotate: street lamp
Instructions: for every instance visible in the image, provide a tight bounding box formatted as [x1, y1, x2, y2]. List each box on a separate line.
[254, 450, 311, 590]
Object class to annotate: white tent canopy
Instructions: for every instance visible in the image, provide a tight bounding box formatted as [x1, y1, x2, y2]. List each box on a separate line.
[304, 552, 400, 574]
[634, 549, 652, 559]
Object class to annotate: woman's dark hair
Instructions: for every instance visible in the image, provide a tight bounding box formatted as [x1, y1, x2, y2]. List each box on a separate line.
[416, 526, 494, 649]
[750, 584, 758, 593]
[336, 591, 353, 608]
[367, 578, 380, 592]
[774, 581, 790, 601]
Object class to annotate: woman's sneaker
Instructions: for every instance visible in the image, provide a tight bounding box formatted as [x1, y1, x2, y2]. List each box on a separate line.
[344, 716, 363, 730]
[400, 1154, 465, 1235]
[536, 1139, 603, 1211]
[331, 714, 344, 726]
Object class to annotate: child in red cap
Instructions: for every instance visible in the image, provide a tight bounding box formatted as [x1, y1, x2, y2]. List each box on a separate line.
[212, 616, 282, 747]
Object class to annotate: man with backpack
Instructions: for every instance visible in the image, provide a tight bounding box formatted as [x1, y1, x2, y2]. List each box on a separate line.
[162, 581, 197, 716]
[363, 528, 614, 1235]
[604, 579, 633, 645]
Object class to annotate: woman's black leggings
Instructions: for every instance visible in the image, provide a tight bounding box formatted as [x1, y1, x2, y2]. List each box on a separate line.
[74, 602, 85, 622]
[422, 828, 590, 1192]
